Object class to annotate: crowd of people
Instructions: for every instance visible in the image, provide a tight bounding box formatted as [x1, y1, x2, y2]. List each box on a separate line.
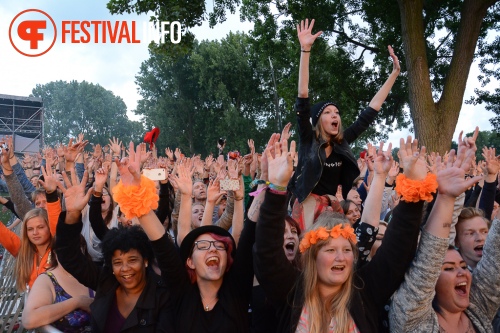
[0, 18, 499, 333]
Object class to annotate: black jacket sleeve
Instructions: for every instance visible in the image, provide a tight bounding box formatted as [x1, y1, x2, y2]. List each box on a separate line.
[155, 182, 171, 225]
[358, 200, 424, 310]
[89, 196, 109, 241]
[150, 233, 190, 298]
[479, 180, 497, 220]
[2, 199, 19, 219]
[254, 191, 300, 306]
[343, 106, 378, 144]
[55, 211, 101, 291]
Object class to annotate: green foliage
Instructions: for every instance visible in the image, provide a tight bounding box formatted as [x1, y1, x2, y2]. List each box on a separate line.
[106, 0, 240, 53]
[31, 81, 144, 146]
[467, 3, 500, 132]
[134, 33, 276, 155]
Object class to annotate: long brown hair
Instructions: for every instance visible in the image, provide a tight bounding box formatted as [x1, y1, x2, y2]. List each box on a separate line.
[14, 208, 52, 291]
[301, 211, 358, 333]
[102, 187, 115, 226]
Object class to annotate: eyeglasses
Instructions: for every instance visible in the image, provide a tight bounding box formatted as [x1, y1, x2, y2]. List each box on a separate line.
[193, 240, 227, 251]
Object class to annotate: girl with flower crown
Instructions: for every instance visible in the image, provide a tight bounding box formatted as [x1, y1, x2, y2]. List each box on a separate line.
[254, 135, 438, 333]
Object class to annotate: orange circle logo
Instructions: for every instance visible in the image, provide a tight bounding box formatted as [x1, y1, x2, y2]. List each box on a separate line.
[9, 9, 57, 57]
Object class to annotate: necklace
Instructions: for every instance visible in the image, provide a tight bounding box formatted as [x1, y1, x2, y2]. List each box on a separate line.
[200, 293, 218, 312]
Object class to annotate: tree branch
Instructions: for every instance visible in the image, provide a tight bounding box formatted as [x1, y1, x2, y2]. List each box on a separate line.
[331, 29, 380, 52]
[435, 31, 453, 53]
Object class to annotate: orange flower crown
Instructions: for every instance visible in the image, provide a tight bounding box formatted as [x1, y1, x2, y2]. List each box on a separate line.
[112, 175, 159, 219]
[394, 173, 438, 203]
[299, 224, 357, 253]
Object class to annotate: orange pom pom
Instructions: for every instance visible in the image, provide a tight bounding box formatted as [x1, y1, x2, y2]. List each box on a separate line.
[112, 176, 159, 219]
[395, 173, 437, 203]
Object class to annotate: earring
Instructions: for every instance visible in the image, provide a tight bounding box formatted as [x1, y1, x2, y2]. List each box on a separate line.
[145, 263, 148, 267]
[112, 272, 115, 275]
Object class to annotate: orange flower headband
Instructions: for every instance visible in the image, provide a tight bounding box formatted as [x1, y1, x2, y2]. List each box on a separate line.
[299, 224, 357, 253]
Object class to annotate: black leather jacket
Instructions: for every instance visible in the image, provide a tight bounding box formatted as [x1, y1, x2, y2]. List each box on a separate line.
[288, 97, 378, 203]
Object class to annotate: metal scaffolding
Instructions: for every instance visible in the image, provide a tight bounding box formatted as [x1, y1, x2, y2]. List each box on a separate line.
[0, 94, 43, 154]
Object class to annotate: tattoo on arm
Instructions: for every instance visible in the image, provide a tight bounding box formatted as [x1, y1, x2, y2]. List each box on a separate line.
[248, 198, 263, 221]
[442, 223, 451, 228]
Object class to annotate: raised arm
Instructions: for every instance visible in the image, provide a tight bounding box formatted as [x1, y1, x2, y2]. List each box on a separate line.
[201, 173, 226, 227]
[113, 142, 189, 293]
[231, 176, 245, 246]
[297, 19, 322, 98]
[254, 135, 298, 305]
[361, 136, 435, 308]
[168, 162, 193, 245]
[368, 46, 400, 111]
[356, 142, 393, 262]
[56, 171, 99, 290]
[390, 133, 481, 332]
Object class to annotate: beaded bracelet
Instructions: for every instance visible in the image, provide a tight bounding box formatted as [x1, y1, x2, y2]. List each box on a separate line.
[250, 179, 269, 188]
[268, 183, 287, 192]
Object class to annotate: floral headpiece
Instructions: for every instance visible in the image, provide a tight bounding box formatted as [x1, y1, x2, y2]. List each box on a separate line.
[299, 225, 357, 253]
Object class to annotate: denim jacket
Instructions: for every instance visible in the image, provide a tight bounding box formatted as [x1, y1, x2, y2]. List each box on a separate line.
[288, 97, 378, 203]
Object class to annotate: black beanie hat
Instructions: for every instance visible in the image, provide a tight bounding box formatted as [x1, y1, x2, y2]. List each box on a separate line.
[311, 101, 339, 127]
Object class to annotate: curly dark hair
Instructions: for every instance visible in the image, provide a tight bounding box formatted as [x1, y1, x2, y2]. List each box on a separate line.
[101, 225, 154, 268]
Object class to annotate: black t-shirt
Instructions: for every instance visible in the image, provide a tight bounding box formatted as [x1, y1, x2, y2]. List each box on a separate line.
[312, 151, 342, 196]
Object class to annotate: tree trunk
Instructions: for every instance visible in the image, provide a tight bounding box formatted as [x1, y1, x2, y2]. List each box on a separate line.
[398, 0, 498, 154]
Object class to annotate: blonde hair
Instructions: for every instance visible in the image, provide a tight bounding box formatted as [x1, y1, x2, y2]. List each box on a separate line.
[14, 208, 51, 291]
[301, 211, 357, 333]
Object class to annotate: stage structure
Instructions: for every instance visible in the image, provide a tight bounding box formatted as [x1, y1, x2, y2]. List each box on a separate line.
[0, 94, 43, 154]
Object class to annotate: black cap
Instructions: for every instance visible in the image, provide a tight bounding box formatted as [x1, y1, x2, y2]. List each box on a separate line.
[311, 101, 339, 127]
[179, 225, 236, 263]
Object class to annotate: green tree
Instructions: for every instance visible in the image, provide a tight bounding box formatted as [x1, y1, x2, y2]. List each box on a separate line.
[31, 80, 144, 146]
[239, 0, 500, 154]
[135, 33, 277, 155]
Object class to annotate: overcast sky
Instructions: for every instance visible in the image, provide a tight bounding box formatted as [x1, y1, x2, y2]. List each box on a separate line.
[0, 0, 495, 147]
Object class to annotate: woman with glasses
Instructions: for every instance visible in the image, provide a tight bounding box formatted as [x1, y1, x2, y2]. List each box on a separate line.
[112, 142, 256, 333]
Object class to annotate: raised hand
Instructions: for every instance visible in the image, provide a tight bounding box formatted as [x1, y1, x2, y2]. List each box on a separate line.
[482, 147, 499, 179]
[109, 137, 122, 156]
[165, 147, 174, 160]
[115, 142, 142, 187]
[399, 136, 427, 181]
[169, 161, 193, 196]
[335, 185, 344, 202]
[296, 19, 322, 50]
[388, 161, 400, 178]
[94, 167, 109, 191]
[93, 144, 103, 159]
[64, 138, 88, 163]
[280, 122, 292, 144]
[261, 133, 280, 181]
[38, 165, 63, 194]
[247, 139, 255, 155]
[227, 159, 238, 179]
[388, 45, 401, 74]
[372, 142, 393, 175]
[267, 136, 296, 188]
[174, 148, 181, 161]
[62, 171, 93, 214]
[206, 176, 226, 204]
[435, 151, 482, 198]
